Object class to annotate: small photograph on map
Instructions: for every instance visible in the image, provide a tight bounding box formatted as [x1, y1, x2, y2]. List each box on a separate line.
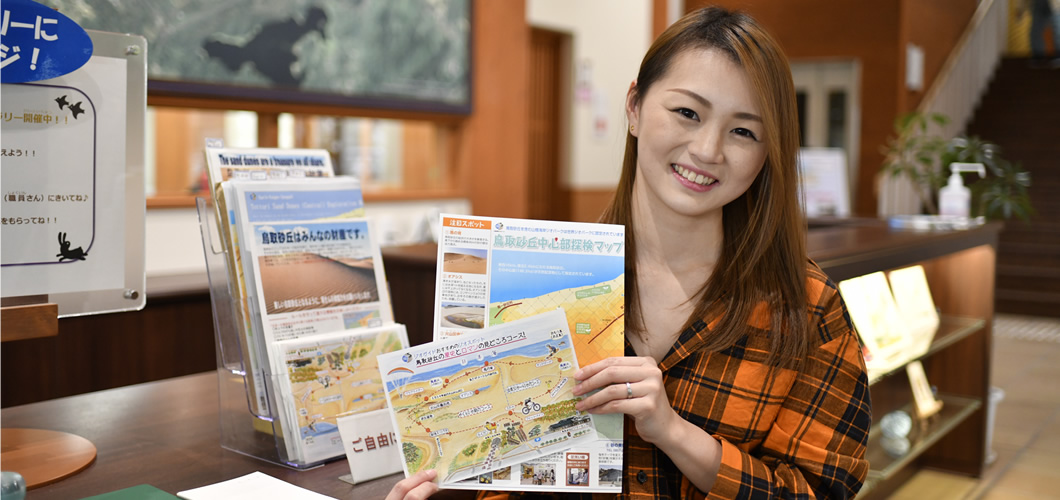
[440, 301, 485, 328]
[599, 466, 622, 487]
[521, 464, 556, 486]
[566, 467, 589, 486]
[492, 466, 512, 481]
[443, 248, 488, 274]
[565, 451, 591, 486]
[477, 472, 493, 484]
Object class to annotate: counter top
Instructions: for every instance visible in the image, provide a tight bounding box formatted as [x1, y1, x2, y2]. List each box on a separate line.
[0, 372, 409, 499]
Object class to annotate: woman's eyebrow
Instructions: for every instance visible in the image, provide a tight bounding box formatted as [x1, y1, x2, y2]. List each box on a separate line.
[667, 88, 763, 122]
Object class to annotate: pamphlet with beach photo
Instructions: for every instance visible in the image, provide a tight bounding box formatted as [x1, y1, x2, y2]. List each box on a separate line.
[204, 140, 337, 415]
[431, 214, 625, 492]
[237, 216, 392, 345]
[222, 177, 365, 413]
[229, 181, 393, 457]
[379, 309, 599, 487]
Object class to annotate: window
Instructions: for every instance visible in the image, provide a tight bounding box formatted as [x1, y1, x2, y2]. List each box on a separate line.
[146, 107, 458, 206]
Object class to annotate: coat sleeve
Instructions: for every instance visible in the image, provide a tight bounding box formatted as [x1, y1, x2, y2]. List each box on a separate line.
[692, 278, 872, 499]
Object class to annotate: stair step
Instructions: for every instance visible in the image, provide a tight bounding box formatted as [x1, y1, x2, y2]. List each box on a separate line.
[996, 298, 1060, 318]
[996, 288, 1060, 304]
[998, 253, 1060, 268]
[971, 59, 1060, 317]
[998, 264, 1060, 278]
[997, 275, 1060, 293]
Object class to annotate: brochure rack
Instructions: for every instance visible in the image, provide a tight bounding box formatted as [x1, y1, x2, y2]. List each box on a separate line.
[196, 197, 326, 470]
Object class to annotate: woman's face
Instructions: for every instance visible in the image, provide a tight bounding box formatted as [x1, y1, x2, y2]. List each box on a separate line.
[627, 48, 767, 223]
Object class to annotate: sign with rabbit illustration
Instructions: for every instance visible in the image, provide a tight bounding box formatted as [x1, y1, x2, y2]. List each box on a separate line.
[1, 29, 146, 317]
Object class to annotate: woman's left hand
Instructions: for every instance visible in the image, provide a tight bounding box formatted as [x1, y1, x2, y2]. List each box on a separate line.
[572, 356, 676, 445]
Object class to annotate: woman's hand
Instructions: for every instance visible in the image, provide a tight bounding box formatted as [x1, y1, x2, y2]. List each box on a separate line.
[572, 356, 676, 445]
[385, 469, 438, 500]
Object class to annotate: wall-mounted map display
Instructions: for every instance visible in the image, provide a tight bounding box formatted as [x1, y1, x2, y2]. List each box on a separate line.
[44, 0, 471, 113]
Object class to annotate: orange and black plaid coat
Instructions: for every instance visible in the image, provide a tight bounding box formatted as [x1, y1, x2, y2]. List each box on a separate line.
[621, 261, 871, 499]
[480, 261, 870, 500]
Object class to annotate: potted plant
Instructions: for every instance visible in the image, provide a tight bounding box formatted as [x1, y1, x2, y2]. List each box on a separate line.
[880, 111, 1033, 220]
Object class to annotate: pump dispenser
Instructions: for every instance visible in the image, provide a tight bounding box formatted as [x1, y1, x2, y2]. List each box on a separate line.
[939, 162, 985, 217]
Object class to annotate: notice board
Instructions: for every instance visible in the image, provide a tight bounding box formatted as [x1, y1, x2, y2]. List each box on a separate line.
[1, 29, 147, 317]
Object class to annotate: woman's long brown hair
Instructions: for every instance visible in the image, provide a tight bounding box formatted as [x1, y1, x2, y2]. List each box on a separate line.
[600, 7, 809, 367]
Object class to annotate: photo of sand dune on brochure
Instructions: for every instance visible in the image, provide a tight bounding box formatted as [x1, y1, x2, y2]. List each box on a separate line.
[443, 249, 488, 274]
[260, 252, 379, 314]
[441, 302, 486, 329]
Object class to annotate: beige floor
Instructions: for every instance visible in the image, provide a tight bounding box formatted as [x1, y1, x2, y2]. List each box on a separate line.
[887, 314, 1060, 500]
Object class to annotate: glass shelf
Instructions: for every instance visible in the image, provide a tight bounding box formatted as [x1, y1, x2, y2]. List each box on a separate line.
[867, 315, 986, 386]
[860, 393, 982, 495]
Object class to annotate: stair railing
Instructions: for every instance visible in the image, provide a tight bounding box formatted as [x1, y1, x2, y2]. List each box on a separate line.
[877, 0, 1008, 216]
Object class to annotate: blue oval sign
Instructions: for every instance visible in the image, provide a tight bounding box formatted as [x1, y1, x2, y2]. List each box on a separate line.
[1, 0, 93, 83]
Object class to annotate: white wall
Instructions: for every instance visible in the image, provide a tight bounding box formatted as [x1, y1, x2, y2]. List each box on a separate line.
[527, 0, 653, 189]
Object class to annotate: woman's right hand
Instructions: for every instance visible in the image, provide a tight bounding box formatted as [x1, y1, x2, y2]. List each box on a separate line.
[384, 469, 438, 500]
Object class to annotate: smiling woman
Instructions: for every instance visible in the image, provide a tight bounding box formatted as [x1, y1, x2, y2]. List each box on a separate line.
[390, 6, 869, 500]
[624, 48, 768, 223]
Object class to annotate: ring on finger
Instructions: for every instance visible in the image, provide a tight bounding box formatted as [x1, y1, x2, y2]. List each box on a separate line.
[625, 381, 633, 399]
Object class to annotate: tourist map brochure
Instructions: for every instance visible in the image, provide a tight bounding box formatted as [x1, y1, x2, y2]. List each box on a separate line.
[378, 309, 599, 486]
[432, 215, 625, 492]
[205, 143, 336, 306]
[234, 195, 392, 449]
[225, 177, 365, 413]
[204, 141, 336, 414]
[272, 323, 409, 464]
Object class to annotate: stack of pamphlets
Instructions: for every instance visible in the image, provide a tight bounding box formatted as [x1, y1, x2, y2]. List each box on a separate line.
[378, 215, 625, 493]
[204, 142, 407, 466]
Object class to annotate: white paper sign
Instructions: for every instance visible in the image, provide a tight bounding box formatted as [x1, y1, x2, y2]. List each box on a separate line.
[798, 147, 850, 218]
[1, 56, 127, 296]
[887, 265, 940, 356]
[337, 409, 404, 484]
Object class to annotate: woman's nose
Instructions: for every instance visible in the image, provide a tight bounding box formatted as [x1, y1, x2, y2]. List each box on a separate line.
[688, 126, 725, 165]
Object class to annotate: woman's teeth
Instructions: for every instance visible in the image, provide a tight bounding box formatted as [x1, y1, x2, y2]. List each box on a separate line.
[672, 164, 716, 186]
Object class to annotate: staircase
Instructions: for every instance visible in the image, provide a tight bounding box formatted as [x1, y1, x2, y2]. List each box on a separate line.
[965, 58, 1060, 317]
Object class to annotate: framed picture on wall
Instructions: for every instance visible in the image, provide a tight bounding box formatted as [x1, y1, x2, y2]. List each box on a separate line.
[45, 0, 472, 114]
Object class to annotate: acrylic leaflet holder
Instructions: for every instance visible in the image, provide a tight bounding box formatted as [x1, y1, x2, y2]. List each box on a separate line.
[196, 197, 328, 470]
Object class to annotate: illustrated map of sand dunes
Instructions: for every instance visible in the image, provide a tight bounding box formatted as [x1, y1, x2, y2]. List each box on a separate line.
[279, 325, 408, 462]
[381, 312, 597, 483]
[490, 274, 624, 367]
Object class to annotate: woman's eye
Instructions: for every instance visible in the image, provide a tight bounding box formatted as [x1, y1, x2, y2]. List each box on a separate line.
[674, 108, 699, 121]
[733, 128, 759, 141]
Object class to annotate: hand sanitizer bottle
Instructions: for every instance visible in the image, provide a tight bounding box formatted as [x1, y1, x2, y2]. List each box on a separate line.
[939, 162, 985, 217]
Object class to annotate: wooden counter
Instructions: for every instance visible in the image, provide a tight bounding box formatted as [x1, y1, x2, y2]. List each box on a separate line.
[0, 372, 411, 499]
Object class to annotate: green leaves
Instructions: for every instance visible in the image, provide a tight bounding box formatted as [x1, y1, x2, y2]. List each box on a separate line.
[880, 111, 1033, 220]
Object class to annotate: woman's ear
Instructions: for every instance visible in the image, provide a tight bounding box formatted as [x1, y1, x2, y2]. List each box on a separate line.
[625, 80, 640, 137]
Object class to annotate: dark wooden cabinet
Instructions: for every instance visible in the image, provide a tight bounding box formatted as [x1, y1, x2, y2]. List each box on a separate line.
[808, 220, 999, 497]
